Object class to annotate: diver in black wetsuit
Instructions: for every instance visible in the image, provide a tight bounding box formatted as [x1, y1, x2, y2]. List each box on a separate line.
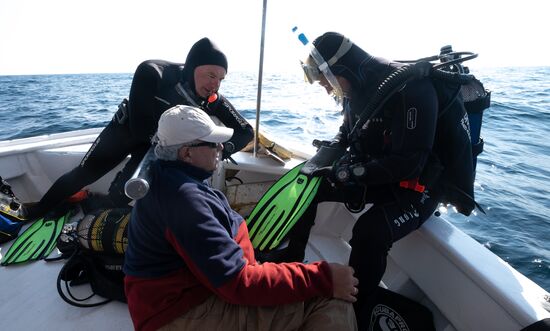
[24, 37, 254, 220]
[271, 32, 476, 328]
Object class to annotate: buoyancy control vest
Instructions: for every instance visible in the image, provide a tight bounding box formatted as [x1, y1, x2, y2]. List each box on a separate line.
[348, 48, 490, 216]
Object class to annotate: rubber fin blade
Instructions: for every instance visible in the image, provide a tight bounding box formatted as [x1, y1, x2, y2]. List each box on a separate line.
[1, 212, 68, 265]
[247, 162, 321, 250]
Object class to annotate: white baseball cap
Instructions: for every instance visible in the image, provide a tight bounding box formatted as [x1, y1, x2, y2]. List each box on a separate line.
[155, 105, 234, 147]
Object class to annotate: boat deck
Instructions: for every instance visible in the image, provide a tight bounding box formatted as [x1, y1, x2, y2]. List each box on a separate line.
[0, 222, 133, 330]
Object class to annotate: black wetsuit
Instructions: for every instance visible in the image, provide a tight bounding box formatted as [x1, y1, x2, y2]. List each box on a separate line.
[297, 75, 442, 294]
[28, 59, 253, 218]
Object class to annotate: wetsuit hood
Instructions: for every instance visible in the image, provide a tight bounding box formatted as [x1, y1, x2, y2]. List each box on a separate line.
[312, 32, 397, 99]
[181, 38, 228, 93]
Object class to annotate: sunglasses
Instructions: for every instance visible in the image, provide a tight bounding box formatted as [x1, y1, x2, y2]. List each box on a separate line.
[188, 141, 219, 148]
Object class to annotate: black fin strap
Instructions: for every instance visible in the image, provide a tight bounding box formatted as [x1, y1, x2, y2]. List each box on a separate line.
[446, 182, 486, 215]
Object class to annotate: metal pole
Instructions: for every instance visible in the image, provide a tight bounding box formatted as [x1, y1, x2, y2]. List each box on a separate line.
[254, 0, 267, 157]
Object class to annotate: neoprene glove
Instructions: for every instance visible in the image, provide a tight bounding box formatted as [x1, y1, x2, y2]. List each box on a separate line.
[221, 141, 235, 160]
[310, 165, 335, 179]
[312, 139, 342, 151]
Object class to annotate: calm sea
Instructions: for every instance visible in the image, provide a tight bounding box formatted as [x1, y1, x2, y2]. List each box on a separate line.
[0, 67, 548, 291]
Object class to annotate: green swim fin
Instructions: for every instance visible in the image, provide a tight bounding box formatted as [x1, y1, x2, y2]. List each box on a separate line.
[247, 144, 347, 251]
[247, 162, 321, 251]
[1, 212, 69, 266]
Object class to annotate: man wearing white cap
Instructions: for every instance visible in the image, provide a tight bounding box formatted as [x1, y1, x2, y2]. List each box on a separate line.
[123, 105, 358, 331]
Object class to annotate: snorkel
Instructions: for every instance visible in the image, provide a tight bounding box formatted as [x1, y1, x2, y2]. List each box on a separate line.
[293, 27, 351, 105]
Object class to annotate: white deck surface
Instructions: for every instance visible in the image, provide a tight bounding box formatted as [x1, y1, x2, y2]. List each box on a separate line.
[0, 245, 133, 330]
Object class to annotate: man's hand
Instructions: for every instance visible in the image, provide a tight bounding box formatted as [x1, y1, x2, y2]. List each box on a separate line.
[328, 263, 359, 302]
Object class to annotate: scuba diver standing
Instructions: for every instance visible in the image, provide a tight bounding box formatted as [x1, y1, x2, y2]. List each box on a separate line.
[266, 31, 489, 328]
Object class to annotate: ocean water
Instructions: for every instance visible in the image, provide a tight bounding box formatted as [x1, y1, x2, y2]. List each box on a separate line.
[0, 67, 548, 292]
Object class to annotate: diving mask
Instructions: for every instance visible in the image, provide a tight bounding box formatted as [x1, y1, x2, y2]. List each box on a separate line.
[301, 37, 353, 104]
[301, 61, 321, 84]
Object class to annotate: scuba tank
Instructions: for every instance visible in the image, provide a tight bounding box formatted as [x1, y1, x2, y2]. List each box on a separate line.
[75, 208, 130, 255]
[57, 207, 130, 256]
[446, 50, 491, 175]
[124, 146, 155, 200]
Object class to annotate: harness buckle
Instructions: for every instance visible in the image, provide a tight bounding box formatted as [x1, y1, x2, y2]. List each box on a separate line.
[399, 178, 425, 193]
[114, 98, 129, 124]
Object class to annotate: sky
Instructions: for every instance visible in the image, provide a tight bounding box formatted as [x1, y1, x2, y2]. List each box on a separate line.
[0, 0, 549, 76]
